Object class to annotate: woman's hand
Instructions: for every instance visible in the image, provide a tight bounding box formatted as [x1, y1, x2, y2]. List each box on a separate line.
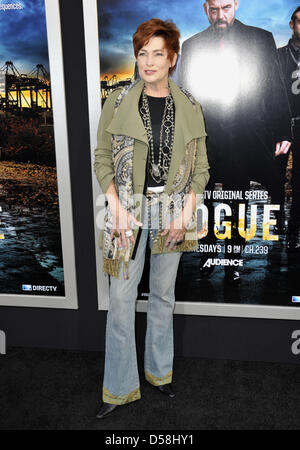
[160, 189, 196, 249]
[105, 180, 142, 249]
[161, 213, 186, 249]
[275, 140, 291, 156]
[111, 206, 142, 249]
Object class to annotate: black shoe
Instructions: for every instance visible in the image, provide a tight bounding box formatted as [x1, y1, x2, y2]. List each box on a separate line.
[287, 235, 300, 251]
[96, 402, 118, 419]
[286, 221, 300, 250]
[274, 223, 287, 235]
[156, 383, 176, 398]
[273, 212, 287, 235]
[287, 221, 300, 249]
[224, 268, 241, 285]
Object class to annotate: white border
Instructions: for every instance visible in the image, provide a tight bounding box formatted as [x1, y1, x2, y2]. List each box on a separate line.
[0, 0, 78, 309]
[83, 0, 300, 320]
[83, 0, 109, 310]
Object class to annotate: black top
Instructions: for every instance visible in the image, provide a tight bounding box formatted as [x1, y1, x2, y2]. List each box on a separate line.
[278, 40, 300, 118]
[139, 94, 174, 188]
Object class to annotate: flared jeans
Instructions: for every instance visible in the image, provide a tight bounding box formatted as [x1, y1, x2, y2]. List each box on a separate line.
[102, 199, 182, 405]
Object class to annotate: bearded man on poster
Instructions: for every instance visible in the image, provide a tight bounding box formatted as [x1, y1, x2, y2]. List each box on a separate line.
[179, 0, 292, 283]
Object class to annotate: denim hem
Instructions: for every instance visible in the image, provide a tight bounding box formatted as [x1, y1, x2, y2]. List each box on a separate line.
[145, 370, 173, 386]
[102, 386, 141, 405]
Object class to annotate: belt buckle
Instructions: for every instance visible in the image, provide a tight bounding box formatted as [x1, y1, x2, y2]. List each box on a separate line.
[147, 190, 161, 198]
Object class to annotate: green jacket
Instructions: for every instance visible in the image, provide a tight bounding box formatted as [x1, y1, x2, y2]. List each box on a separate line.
[94, 79, 209, 260]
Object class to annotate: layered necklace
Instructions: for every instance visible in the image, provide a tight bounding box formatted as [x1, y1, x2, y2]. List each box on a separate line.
[290, 40, 300, 78]
[140, 87, 175, 184]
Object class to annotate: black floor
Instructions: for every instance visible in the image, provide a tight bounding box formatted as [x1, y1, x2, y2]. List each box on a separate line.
[1, 347, 300, 430]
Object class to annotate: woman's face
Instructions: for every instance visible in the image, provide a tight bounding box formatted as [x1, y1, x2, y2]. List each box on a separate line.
[137, 36, 177, 89]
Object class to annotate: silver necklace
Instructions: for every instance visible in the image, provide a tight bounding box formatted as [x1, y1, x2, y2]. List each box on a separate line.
[289, 47, 300, 78]
[140, 87, 174, 183]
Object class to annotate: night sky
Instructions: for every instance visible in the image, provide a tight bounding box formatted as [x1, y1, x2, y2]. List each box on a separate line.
[0, 0, 49, 75]
[98, 0, 300, 79]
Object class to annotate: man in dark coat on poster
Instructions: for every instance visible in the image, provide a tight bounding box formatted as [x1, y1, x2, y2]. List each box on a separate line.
[278, 6, 300, 250]
[179, 0, 292, 283]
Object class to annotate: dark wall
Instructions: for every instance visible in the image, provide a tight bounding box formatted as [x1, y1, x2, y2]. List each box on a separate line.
[0, 0, 300, 365]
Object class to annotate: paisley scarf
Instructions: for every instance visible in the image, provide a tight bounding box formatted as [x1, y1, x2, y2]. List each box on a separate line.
[102, 81, 199, 280]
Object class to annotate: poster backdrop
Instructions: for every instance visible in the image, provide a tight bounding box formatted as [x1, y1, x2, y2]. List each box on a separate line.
[0, 0, 77, 308]
[88, 0, 300, 315]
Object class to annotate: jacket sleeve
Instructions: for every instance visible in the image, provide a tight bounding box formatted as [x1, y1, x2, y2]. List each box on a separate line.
[263, 33, 292, 142]
[190, 102, 210, 197]
[178, 40, 191, 91]
[93, 89, 120, 194]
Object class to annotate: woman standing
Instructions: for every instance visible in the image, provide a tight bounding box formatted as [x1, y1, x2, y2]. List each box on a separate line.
[94, 18, 209, 419]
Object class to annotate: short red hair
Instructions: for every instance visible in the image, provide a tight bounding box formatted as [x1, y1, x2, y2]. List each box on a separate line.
[133, 18, 180, 75]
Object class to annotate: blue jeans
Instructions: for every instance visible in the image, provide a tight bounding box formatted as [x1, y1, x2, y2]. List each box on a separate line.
[102, 198, 182, 405]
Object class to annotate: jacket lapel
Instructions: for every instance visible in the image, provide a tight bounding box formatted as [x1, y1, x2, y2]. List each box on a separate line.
[105, 78, 206, 196]
[164, 79, 206, 195]
[105, 80, 148, 144]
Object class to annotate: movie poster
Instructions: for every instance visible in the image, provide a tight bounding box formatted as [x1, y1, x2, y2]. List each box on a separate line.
[86, 0, 300, 316]
[0, 0, 77, 308]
